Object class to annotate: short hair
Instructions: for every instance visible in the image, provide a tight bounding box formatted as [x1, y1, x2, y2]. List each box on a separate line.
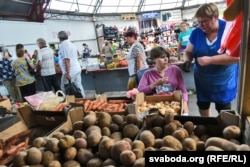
[82, 43, 87, 46]
[57, 31, 68, 39]
[150, 46, 170, 60]
[37, 38, 46, 46]
[195, 3, 219, 18]
[125, 31, 137, 40]
[16, 43, 24, 51]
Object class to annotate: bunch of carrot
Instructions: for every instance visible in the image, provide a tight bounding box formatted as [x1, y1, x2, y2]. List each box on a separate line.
[76, 99, 130, 112]
[0, 130, 30, 165]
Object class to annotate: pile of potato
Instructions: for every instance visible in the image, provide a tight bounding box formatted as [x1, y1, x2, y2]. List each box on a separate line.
[8, 111, 250, 167]
[10, 111, 145, 167]
[137, 100, 181, 115]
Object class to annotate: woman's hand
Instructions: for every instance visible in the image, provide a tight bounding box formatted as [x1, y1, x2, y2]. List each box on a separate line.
[156, 77, 168, 85]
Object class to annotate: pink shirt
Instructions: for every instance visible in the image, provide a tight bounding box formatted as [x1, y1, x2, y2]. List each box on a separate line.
[138, 65, 188, 102]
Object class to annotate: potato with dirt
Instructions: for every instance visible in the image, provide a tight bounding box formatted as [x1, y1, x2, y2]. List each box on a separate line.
[139, 130, 155, 148]
[59, 135, 76, 149]
[111, 140, 132, 164]
[99, 136, 115, 159]
[41, 150, 55, 166]
[120, 150, 136, 166]
[76, 148, 94, 166]
[162, 135, 183, 151]
[122, 124, 139, 139]
[97, 112, 112, 128]
[26, 147, 42, 165]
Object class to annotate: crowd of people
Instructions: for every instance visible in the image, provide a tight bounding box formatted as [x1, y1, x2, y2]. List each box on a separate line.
[0, 3, 239, 116]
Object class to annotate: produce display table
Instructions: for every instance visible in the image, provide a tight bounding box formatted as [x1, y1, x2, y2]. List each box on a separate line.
[35, 63, 195, 95]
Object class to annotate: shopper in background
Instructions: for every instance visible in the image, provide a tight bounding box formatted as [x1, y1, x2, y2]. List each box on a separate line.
[16, 44, 30, 60]
[82, 43, 91, 58]
[138, 46, 189, 114]
[12, 46, 36, 101]
[57, 31, 85, 97]
[102, 41, 113, 58]
[0, 49, 22, 103]
[125, 30, 148, 90]
[37, 38, 61, 92]
[177, 21, 193, 53]
[184, 3, 239, 116]
[24, 49, 31, 59]
[31, 49, 39, 65]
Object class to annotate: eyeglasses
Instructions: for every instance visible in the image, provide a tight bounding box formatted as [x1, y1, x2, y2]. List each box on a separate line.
[197, 19, 210, 25]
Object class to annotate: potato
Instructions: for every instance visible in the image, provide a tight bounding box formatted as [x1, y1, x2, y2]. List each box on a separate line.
[102, 158, 117, 166]
[73, 130, 87, 139]
[132, 140, 145, 151]
[102, 127, 111, 136]
[120, 150, 136, 166]
[111, 140, 131, 164]
[112, 114, 124, 125]
[109, 123, 120, 133]
[33, 137, 47, 148]
[26, 147, 42, 165]
[182, 137, 197, 151]
[64, 147, 77, 160]
[122, 124, 139, 139]
[150, 127, 163, 138]
[160, 146, 176, 151]
[99, 137, 115, 159]
[48, 160, 61, 167]
[41, 150, 54, 166]
[125, 114, 138, 124]
[83, 114, 97, 127]
[223, 125, 241, 140]
[162, 135, 183, 151]
[132, 148, 144, 159]
[139, 130, 155, 148]
[236, 144, 250, 151]
[165, 111, 175, 124]
[152, 115, 165, 127]
[12, 151, 27, 167]
[74, 138, 87, 149]
[63, 160, 80, 167]
[205, 146, 224, 151]
[97, 112, 112, 128]
[205, 137, 238, 151]
[76, 148, 94, 166]
[59, 135, 75, 149]
[163, 122, 177, 136]
[183, 121, 195, 135]
[110, 132, 122, 142]
[154, 139, 163, 149]
[86, 157, 103, 167]
[122, 138, 132, 145]
[196, 141, 205, 151]
[87, 130, 102, 147]
[72, 121, 84, 131]
[172, 129, 187, 141]
[194, 125, 207, 137]
[85, 125, 101, 136]
[52, 132, 65, 140]
[132, 157, 145, 167]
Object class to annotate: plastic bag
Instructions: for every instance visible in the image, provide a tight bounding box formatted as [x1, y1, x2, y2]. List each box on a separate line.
[65, 80, 83, 98]
[25, 91, 65, 110]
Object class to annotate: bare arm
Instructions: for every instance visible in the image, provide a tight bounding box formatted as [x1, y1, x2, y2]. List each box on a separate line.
[64, 58, 71, 79]
[184, 42, 194, 62]
[197, 53, 240, 66]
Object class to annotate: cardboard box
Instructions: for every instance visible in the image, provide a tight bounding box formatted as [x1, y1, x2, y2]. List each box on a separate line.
[128, 91, 183, 119]
[17, 106, 69, 128]
[0, 98, 11, 111]
[47, 107, 84, 137]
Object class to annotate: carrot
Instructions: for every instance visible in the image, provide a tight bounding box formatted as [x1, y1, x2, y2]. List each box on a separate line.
[97, 102, 108, 111]
[54, 103, 64, 111]
[92, 100, 105, 110]
[6, 145, 18, 155]
[118, 103, 124, 111]
[87, 100, 95, 112]
[84, 100, 91, 111]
